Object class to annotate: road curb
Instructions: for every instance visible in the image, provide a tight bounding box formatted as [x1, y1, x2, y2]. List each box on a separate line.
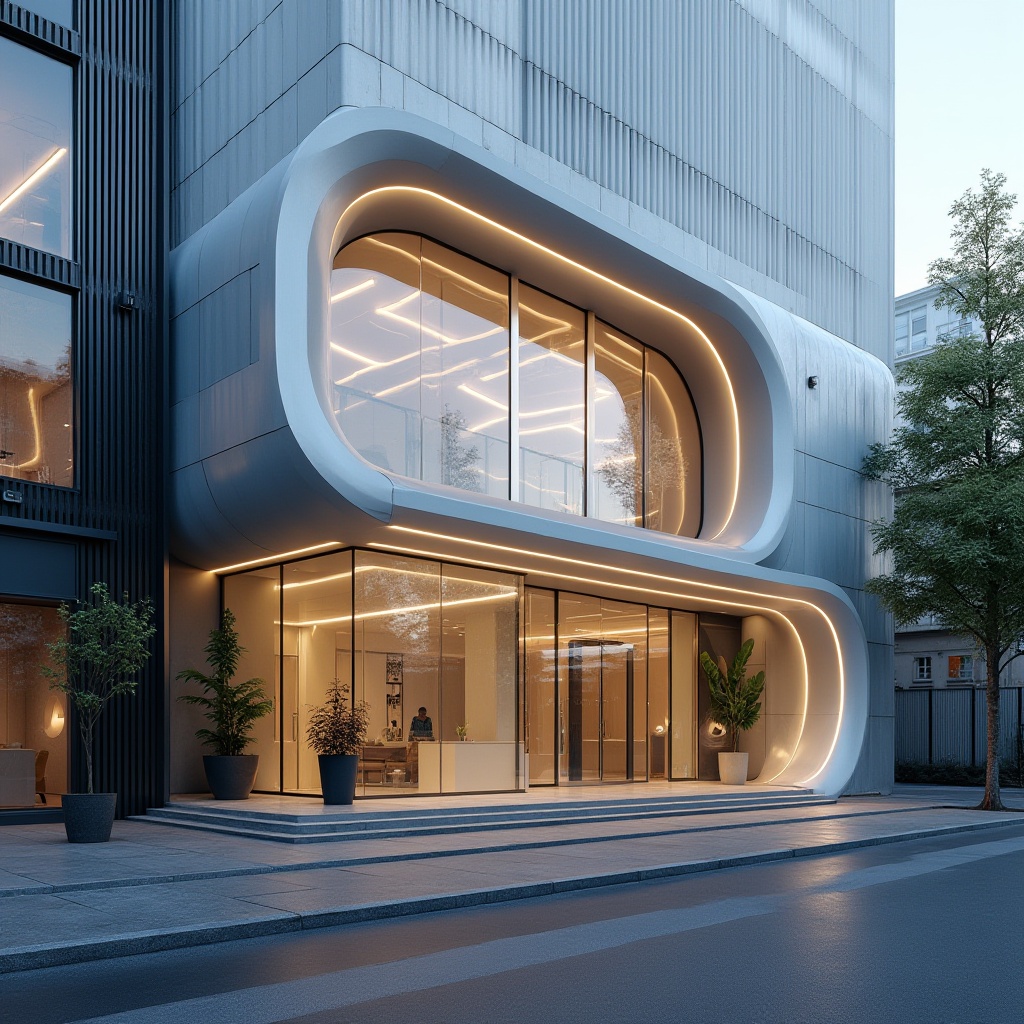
[1, 815, 1019, 975]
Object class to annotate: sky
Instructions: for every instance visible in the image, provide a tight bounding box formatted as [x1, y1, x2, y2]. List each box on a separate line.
[895, 0, 1024, 295]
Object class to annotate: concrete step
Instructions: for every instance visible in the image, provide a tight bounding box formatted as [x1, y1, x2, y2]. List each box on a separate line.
[132, 790, 836, 844]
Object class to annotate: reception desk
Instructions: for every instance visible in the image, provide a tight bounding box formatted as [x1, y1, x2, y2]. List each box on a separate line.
[417, 741, 517, 793]
[0, 749, 35, 806]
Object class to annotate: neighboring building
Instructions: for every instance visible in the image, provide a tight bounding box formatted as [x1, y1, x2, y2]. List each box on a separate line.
[892, 284, 1022, 691]
[1, 0, 896, 820]
[0, 1, 165, 817]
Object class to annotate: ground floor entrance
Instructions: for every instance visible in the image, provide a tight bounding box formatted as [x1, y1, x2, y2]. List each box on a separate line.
[209, 547, 748, 800]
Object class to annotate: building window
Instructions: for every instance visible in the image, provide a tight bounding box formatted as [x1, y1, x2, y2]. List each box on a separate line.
[0, 38, 73, 257]
[910, 306, 928, 351]
[330, 232, 702, 536]
[913, 657, 931, 682]
[895, 312, 909, 356]
[948, 655, 973, 682]
[0, 275, 73, 486]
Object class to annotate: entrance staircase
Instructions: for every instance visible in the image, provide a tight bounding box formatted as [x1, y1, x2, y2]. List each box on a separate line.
[133, 788, 835, 844]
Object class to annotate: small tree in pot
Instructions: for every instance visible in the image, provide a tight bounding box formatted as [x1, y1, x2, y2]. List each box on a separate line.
[306, 679, 370, 805]
[41, 583, 155, 842]
[700, 638, 765, 785]
[177, 609, 273, 800]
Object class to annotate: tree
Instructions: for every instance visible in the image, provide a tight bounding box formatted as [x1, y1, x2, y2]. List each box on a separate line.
[41, 583, 155, 794]
[863, 170, 1024, 810]
[438, 404, 481, 492]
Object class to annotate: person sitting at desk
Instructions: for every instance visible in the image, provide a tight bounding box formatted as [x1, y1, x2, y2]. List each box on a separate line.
[409, 706, 433, 739]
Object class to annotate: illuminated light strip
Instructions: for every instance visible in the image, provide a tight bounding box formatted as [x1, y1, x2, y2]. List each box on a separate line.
[330, 278, 375, 303]
[335, 187, 741, 539]
[458, 383, 507, 411]
[518, 422, 585, 437]
[211, 542, 341, 574]
[368, 536, 810, 785]
[279, 588, 517, 626]
[374, 356, 481, 400]
[0, 147, 67, 214]
[11, 387, 41, 469]
[384, 524, 842, 783]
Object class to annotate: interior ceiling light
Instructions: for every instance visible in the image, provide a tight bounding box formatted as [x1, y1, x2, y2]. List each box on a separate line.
[0, 147, 66, 214]
[330, 278, 375, 303]
[336, 187, 741, 539]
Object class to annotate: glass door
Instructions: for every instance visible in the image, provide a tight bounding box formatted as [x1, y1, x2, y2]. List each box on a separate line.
[567, 640, 634, 782]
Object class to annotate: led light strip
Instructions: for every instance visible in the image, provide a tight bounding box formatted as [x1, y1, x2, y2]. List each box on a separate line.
[334, 186, 742, 540]
[211, 542, 341, 574]
[0, 148, 67, 214]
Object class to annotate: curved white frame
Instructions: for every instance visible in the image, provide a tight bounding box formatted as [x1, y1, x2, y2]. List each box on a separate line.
[170, 108, 880, 794]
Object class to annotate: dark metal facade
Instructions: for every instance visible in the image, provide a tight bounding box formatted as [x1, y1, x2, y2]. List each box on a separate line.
[0, 1, 167, 816]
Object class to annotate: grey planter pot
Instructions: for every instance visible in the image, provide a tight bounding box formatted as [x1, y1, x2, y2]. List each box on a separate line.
[203, 754, 259, 800]
[62, 792, 117, 843]
[718, 751, 749, 785]
[318, 753, 358, 805]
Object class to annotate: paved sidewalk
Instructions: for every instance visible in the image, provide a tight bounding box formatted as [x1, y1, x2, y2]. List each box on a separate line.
[0, 785, 1020, 974]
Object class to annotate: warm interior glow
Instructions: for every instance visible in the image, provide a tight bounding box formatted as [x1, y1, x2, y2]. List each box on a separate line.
[335, 186, 741, 539]
[211, 542, 341, 574]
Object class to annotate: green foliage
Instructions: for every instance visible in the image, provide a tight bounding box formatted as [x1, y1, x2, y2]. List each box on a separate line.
[177, 609, 273, 756]
[41, 583, 155, 794]
[863, 170, 1024, 810]
[305, 679, 370, 756]
[699, 638, 765, 752]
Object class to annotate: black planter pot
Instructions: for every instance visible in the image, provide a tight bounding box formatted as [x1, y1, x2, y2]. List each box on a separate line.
[203, 754, 259, 800]
[62, 792, 117, 843]
[318, 753, 359, 805]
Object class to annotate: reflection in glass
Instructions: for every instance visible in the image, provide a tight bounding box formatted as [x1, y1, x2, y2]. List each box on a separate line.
[0, 38, 72, 256]
[646, 349, 701, 536]
[670, 611, 697, 778]
[222, 566, 281, 792]
[648, 609, 669, 779]
[330, 233, 510, 498]
[525, 588, 556, 785]
[0, 602, 67, 806]
[282, 552, 353, 793]
[0, 276, 73, 486]
[355, 551, 441, 794]
[518, 286, 585, 514]
[591, 322, 643, 527]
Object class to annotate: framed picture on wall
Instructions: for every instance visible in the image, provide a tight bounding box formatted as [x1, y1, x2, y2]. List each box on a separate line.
[385, 654, 403, 684]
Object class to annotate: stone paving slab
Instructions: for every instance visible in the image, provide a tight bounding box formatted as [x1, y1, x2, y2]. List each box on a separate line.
[1, 790, 1022, 974]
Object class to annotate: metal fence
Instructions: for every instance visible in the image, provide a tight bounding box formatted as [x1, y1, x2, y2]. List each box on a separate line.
[895, 686, 1024, 766]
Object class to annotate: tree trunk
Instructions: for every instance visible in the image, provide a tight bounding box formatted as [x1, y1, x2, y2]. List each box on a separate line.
[978, 643, 1004, 811]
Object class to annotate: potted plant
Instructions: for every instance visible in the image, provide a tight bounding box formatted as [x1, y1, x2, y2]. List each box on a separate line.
[41, 583, 155, 843]
[177, 609, 273, 800]
[306, 679, 370, 805]
[700, 638, 766, 785]
[455, 722, 469, 741]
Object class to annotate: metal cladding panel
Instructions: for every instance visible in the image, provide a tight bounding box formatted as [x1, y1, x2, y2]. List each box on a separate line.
[0, 2, 167, 817]
[170, 0, 894, 359]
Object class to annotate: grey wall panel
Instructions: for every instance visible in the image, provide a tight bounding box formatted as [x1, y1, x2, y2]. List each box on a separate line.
[170, 0, 893, 360]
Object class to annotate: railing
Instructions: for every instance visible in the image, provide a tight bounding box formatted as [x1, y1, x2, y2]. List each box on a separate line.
[895, 686, 1024, 766]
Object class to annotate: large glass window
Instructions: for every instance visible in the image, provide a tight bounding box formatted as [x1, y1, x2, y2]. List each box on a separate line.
[0, 275, 73, 486]
[0, 38, 72, 256]
[518, 286, 586, 514]
[331, 233, 702, 537]
[1, 602, 69, 808]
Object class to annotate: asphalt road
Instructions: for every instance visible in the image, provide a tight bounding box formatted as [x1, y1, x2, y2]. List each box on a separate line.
[11, 823, 1024, 1024]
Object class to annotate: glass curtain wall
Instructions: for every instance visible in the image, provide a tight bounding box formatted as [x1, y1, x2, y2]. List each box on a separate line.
[670, 611, 698, 779]
[222, 566, 281, 792]
[0, 602, 68, 807]
[517, 286, 586, 515]
[525, 588, 556, 785]
[330, 233, 510, 498]
[648, 609, 670, 779]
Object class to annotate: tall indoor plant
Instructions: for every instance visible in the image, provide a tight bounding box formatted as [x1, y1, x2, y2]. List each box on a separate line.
[306, 679, 371, 804]
[700, 638, 766, 785]
[177, 608, 273, 800]
[42, 582, 155, 842]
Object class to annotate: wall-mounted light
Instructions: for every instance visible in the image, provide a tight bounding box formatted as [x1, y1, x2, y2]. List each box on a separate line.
[44, 697, 65, 738]
[807, 375, 818, 389]
[117, 292, 137, 313]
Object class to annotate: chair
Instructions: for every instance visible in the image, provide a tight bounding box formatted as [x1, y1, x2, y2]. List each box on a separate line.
[357, 746, 386, 785]
[35, 749, 48, 804]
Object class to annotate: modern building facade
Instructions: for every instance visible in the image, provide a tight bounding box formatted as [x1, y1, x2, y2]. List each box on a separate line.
[1, 0, 896, 820]
[0, 1, 166, 817]
[167, 0, 895, 801]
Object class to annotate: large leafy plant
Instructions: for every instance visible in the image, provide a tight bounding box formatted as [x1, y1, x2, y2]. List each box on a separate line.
[177, 609, 272, 756]
[306, 679, 370, 756]
[42, 583, 155, 794]
[700, 638, 766, 752]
